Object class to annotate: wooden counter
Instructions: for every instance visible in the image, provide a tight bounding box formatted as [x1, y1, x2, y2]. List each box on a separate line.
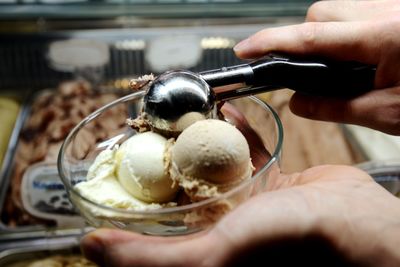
[259, 90, 364, 173]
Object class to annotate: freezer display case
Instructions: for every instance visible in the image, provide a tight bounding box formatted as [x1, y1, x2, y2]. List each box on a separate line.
[1, 0, 396, 256]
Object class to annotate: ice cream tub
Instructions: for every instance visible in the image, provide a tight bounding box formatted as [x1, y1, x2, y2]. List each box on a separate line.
[0, 95, 22, 177]
[0, 97, 33, 229]
[0, 237, 96, 267]
[0, 80, 131, 236]
[0, 95, 27, 205]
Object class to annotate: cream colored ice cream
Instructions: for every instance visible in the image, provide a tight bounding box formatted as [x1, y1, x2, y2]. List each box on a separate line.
[170, 119, 254, 199]
[74, 131, 178, 211]
[75, 148, 162, 211]
[116, 131, 178, 203]
[76, 116, 253, 212]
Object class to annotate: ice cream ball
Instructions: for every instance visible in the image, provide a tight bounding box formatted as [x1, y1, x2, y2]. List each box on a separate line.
[170, 119, 254, 188]
[175, 112, 206, 133]
[116, 132, 179, 203]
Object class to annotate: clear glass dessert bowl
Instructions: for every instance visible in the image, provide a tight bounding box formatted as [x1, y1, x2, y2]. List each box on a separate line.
[58, 90, 283, 236]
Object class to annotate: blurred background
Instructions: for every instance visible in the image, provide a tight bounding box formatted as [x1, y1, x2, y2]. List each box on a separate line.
[0, 0, 313, 90]
[1, 1, 400, 265]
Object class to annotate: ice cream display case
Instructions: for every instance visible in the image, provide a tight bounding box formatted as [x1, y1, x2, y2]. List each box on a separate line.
[1, 0, 398, 254]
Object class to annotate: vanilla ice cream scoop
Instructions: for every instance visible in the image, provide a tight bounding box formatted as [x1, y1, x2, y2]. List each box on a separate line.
[75, 149, 164, 212]
[170, 119, 254, 199]
[116, 132, 178, 203]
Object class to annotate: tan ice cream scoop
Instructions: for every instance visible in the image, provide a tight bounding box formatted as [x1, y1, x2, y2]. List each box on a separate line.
[170, 119, 254, 199]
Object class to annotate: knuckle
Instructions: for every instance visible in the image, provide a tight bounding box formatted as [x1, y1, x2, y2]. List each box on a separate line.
[298, 22, 321, 48]
[306, 2, 325, 21]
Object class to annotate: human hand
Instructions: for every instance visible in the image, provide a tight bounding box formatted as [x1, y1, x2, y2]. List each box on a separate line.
[234, 0, 400, 135]
[81, 165, 400, 267]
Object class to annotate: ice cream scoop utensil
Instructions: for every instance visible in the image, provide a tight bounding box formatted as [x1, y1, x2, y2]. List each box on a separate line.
[143, 53, 376, 132]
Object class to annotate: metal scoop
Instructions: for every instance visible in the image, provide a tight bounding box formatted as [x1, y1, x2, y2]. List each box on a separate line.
[143, 53, 376, 133]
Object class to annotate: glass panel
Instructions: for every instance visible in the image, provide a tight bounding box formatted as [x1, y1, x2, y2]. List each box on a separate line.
[0, 0, 315, 19]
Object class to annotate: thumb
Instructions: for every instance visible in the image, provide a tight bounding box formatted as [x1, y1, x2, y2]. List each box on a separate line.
[81, 228, 217, 267]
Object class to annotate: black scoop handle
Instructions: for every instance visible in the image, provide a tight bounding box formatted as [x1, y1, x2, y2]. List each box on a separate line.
[200, 54, 376, 100]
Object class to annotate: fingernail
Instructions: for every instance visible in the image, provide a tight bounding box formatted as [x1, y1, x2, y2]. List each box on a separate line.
[81, 234, 105, 265]
[233, 38, 251, 53]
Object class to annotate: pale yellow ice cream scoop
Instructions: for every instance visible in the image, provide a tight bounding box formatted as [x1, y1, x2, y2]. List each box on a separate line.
[170, 119, 254, 199]
[75, 149, 165, 211]
[116, 132, 179, 203]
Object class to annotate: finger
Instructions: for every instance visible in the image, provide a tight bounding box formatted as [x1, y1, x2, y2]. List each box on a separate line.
[306, 0, 395, 22]
[234, 21, 381, 63]
[288, 86, 400, 135]
[81, 228, 221, 267]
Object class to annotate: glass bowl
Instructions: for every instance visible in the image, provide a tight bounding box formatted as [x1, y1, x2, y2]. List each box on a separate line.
[58, 91, 283, 235]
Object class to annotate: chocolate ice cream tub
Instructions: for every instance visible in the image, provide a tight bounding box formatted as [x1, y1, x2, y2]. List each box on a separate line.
[0, 80, 132, 239]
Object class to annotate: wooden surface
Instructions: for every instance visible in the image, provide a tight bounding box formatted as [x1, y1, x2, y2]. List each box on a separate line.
[258, 90, 363, 173]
